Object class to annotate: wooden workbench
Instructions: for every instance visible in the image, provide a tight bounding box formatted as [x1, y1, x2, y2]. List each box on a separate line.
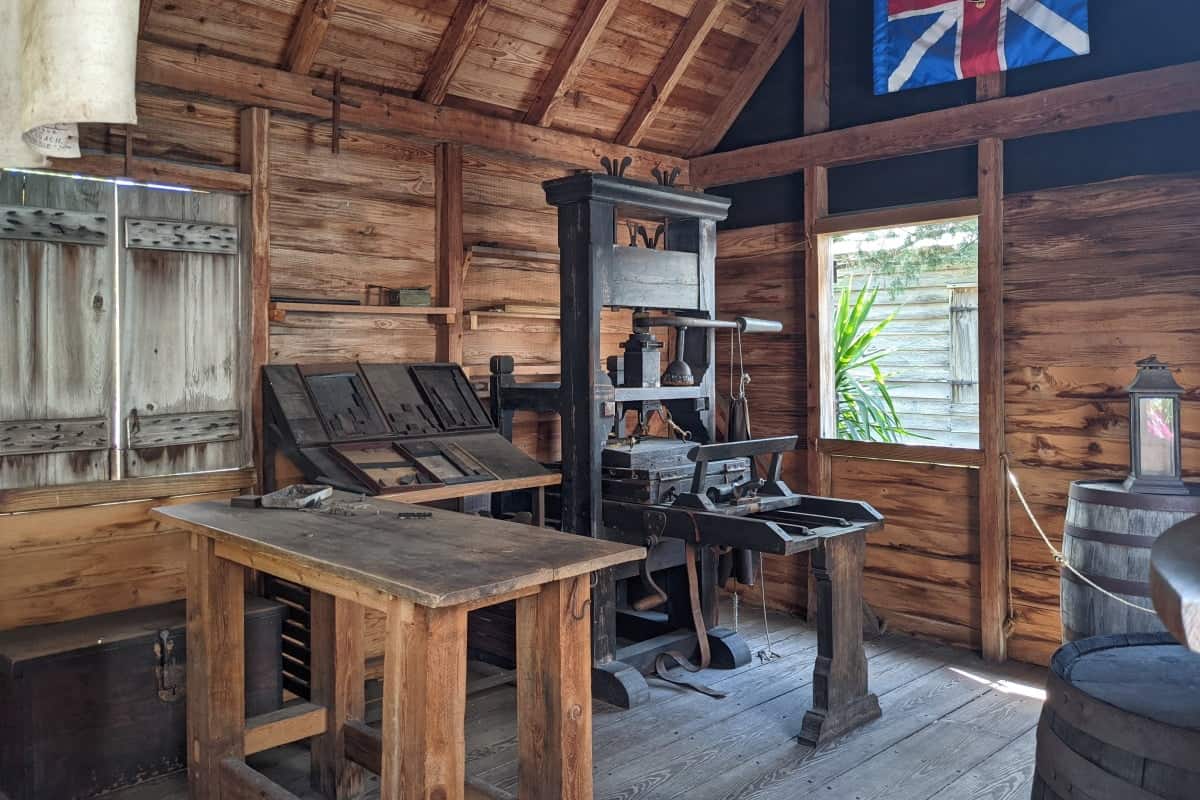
[153, 496, 644, 800]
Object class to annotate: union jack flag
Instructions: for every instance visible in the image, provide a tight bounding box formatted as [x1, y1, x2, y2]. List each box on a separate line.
[874, 0, 1090, 94]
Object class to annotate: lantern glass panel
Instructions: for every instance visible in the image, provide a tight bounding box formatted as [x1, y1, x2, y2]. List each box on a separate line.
[1137, 396, 1177, 477]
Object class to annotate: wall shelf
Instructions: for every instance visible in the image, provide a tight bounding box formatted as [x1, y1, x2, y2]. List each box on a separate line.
[467, 309, 560, 330]
[269, 302, 456, 323]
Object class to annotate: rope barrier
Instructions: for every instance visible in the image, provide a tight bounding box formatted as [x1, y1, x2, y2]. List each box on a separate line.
[1005, 466, 1156, 615]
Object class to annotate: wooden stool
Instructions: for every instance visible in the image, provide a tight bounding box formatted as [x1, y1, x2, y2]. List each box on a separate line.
[154, 496, 644, 800]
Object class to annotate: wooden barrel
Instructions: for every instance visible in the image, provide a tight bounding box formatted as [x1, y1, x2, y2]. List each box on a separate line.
[1061, 481, 1200, 641]
[1033, 634, 1200, 800]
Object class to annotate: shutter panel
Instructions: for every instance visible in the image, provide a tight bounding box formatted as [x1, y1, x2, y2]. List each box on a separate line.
[950, 285, 979, 405]
[118, 185, 250, 477]
[0, 171, 115, 489]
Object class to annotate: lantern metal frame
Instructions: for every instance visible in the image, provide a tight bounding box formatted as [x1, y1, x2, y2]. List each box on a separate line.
[1123, 355, 1187, 495]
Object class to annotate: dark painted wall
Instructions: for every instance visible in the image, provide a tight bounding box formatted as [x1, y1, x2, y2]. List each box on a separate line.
[713, 1, 1200, 229]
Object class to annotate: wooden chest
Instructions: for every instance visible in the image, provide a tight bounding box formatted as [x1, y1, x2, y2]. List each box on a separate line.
[0, 597, 285, 799]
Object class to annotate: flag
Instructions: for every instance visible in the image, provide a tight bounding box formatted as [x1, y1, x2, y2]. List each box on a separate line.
[874, 0, 1090, 95]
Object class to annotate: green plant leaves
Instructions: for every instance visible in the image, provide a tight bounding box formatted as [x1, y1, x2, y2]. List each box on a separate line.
[833, 275, 918, 443]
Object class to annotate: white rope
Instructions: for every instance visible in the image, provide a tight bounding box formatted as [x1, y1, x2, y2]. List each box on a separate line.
[1006, 467, 1155, 615]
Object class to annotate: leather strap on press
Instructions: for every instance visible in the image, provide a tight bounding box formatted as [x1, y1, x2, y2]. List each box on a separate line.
[653, 519, 727, 699]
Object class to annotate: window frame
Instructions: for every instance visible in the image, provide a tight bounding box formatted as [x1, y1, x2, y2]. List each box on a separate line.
[812, 200, 985, 465]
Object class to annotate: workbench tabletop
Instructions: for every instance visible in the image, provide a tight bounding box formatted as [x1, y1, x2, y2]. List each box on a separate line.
[153, 496, 644, 609]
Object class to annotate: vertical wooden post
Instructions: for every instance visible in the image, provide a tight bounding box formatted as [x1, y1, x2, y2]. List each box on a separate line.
[803, 167, 831, 498]
[186, 534, 246, 800]
[309, 591, 365, 798]
[240, 107, 271, 493]
[803, 0, 833, 620]
[802, 0, 832, 499]
[436, 142, 465, 364]
[802, 0, 830, 136]
[977, 74, 1009, 662]
[381, 599, 468, 800]
[516, 577, 593, 800]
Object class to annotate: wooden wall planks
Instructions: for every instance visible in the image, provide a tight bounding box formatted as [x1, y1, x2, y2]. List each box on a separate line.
[716, 222, 810, 609]
[832, 457, 982, 648]
[0, 489, 246, 631]
[719, 172, 1200, 664]
[1002, 172, 1200, 663]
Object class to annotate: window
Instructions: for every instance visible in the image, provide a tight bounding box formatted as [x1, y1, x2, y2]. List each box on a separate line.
[0, 169, 249, 490]
[826, 218, 979, 449]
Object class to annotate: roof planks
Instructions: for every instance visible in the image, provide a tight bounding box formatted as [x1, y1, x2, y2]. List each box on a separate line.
[136, 41, 689, 177]
[616, 0, 728, 147]
[687, 0, 807, 156]
[523, 0, 622, 128]
[417, 0, 492, 105]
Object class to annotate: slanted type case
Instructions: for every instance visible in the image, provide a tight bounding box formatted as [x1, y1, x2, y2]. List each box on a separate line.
[262, 362, 551, 495]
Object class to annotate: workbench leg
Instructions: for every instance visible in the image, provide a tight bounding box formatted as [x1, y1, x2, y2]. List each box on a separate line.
[187, 534, 246, 800]
[310, 591, 365, 799]
[799, 532, 881, 746]
[381, 599, 468, 800]
[516, 576, 593, 800]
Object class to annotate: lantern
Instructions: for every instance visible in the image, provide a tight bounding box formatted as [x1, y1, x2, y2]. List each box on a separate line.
[1123, 356, 1187, 494]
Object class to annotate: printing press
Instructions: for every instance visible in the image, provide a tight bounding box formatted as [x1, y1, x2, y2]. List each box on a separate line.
[489, 171, 885, 745]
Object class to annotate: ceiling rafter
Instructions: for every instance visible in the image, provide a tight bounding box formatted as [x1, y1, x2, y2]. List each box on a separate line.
[686, 0, 807, 156]
[523, 0, 622, 127]
[282, 0, 340, 74]
[418, 0, 492, 105]
[615, 0, 728, 147]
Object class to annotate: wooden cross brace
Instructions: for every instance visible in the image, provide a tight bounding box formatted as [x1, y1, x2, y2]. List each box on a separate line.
[311, 69, 362, 154]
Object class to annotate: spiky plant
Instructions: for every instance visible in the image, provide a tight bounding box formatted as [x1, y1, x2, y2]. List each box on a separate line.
[833, 277, 914, 443]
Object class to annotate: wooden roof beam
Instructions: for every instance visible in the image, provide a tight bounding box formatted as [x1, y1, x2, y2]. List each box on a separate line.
[137, 40, 689, 178]
[616, 0, 727, 147]
[523, 0, 621, 127]
[418, 0, 491, 105]
[282, 0, 340, 74]
[687, 0, 806, 156]
[690, 59, 1200, 187]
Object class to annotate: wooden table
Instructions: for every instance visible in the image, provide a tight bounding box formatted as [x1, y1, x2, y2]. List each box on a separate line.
[153, 496, 644, 800]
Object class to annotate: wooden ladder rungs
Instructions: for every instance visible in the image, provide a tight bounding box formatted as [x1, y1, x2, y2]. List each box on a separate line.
[243, 702, 328, 756]
[220, 758, 302, 800]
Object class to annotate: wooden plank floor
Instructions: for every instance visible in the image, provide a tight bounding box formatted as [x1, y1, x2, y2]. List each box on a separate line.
[109, 598, 1047, 800]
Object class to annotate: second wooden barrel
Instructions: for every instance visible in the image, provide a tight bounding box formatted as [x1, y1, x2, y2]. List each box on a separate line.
[1061, 481, 1200, 641]
[1033, 634, 1200, 800]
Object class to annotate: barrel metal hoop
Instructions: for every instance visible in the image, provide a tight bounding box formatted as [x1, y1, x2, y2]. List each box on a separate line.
[1060, 568, 1151, 598]
[1035, 714, 1163, 800]
[1067, 480, 1200, 513]
[1045, 667, 1200, 773]
[1062, 523, 1157, 549]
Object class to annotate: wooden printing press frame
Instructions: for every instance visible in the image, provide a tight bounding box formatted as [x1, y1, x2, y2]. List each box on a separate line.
[484, 172, 886, 745]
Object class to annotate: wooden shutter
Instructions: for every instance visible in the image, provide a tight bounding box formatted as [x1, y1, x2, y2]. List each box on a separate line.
[0, 172, 115, 489]
[119, 186, 249, 477]
[949, 285, 979, 404]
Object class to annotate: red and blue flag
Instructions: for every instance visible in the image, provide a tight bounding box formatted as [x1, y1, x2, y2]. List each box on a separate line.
[874, 0, 1090, 94]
